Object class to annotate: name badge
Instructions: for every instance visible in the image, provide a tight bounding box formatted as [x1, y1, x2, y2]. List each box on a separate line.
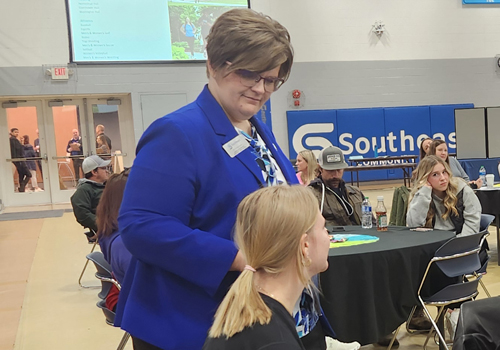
[222, 134, 249, 158]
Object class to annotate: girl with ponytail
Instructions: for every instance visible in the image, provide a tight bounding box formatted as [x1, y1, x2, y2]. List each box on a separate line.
[204, 185, 330, 349]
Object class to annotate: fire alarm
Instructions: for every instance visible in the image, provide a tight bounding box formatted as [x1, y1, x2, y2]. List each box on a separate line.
[288, 89, 306, 109]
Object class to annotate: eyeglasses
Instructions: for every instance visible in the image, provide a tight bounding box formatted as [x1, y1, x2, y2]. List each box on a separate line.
[233, 69, 285, 92]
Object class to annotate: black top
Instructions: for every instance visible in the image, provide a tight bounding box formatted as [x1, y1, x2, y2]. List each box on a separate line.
[10, 136, 24, 159]
[203, 294, 305, 350]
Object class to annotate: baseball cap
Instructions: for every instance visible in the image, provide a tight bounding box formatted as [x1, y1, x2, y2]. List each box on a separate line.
[318, 146, 348, 170]
[82, 155, 111, 174]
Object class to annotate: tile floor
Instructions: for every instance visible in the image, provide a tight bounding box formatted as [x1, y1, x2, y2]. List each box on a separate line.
[0, 183, 498, 350]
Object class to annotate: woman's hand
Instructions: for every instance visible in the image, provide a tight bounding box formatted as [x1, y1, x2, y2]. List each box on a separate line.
[475, 178, 483, 188]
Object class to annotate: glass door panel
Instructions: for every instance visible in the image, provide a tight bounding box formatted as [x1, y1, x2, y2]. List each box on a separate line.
[1, 101, 52, 205]
[51, 105, 84, 190]
[89, 99, 127, 173]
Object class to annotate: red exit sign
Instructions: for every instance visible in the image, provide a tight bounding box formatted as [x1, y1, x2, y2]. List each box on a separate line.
[51, 67, 69, 80]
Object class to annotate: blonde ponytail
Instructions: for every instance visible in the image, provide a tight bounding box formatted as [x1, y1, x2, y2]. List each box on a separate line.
[209, 270, 271, 338]
[208, 185, 318, 339]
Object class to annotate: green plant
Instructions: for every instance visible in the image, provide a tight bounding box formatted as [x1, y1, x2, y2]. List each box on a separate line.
[172, 44, 189, 60]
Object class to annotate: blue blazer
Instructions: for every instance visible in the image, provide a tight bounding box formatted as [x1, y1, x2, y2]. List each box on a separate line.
[115, 86, 298, 349]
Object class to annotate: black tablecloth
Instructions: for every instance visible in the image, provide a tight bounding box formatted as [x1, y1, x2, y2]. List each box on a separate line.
[320, 226, 455, 345]
[475, 188, 500, 216]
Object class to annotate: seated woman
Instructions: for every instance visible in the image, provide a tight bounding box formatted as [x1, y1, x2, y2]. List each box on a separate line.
[428, 139, 482, 188]
[407, 155, 481, 236]
[96, 169, 132, 311]
[419, 137, 433, 161]
[296, 150, 318, 186]
[203, 185, 330, 350]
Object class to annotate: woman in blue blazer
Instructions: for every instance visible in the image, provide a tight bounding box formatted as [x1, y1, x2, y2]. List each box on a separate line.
[115, 9, 298, 350]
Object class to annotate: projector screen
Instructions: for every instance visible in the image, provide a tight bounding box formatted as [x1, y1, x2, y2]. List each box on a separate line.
[66, 0, 250, 63]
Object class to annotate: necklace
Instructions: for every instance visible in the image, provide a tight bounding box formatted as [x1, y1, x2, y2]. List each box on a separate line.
[256, 285, 275, 299]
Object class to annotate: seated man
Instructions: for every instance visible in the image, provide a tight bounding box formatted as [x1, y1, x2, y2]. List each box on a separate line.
[309, 146, 431, 345]
[309, 146, 366, 226]
[70, 155, 110, 243]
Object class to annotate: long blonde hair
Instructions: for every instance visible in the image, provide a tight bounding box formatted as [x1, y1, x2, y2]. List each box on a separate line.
[209, 185, 318, 338]
[298, 150, 318, 185]
[409, 155, 459, 227]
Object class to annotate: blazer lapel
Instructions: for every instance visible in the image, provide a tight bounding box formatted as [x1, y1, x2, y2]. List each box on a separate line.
[196, 85, 265, 186]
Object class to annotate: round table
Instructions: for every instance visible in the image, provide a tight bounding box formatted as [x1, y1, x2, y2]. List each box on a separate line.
[320, 226, 455, 345]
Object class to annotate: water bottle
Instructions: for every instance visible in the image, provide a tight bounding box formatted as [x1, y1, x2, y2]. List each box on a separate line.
[361, 197, 372, 229]
[376, 196, 388, 231]
[479, 166, 486, 187]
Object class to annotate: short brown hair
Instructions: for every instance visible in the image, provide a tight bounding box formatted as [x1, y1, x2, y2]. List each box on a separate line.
[206, 8, 293, 80]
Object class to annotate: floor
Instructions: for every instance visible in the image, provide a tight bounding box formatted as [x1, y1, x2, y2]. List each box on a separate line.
[0, 182, 498, 350]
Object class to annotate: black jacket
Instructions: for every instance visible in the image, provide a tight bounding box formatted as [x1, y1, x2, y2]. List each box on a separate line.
[70, 179, 105, 232]
[10, 136, 24, 159]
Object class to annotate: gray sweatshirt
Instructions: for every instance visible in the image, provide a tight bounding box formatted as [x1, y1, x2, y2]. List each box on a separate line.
[449, 157, 470, 182]
[407, 179, 481, 236]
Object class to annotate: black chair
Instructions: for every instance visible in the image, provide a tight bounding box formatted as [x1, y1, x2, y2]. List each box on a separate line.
[93, 270, 131, 350]
[453, 297, 500, 350]
[452, 296, 500, 350]
[388, 233, 483, 350]
[86, 251, 113, 299]
[471, 214, 495, 298]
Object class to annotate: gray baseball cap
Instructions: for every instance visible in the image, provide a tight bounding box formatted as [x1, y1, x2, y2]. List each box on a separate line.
[82, 155, 111, 174]
[318, 146, 348, 170]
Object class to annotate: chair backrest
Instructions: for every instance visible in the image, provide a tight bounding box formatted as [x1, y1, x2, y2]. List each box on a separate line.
[479, 214, 495, 233]
[96, 299, 115, 325]
[433, 233, 482, 278]
[86, 251, 112, 278]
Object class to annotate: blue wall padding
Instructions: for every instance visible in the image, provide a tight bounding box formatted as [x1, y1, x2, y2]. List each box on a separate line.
[286, 103, 474, 181]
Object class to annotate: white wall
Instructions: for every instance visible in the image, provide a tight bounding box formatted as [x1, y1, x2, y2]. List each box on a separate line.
[252, 0, 500, 62]
[2, 0, 500, 67]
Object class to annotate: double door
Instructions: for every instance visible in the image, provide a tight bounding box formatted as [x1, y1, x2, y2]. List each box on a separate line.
[0, 95, 133, 207]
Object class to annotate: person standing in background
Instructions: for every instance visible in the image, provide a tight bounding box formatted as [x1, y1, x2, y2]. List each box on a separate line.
[9, 128, 32, 192]
[180, 17, 196, 58]
[95, 124, 112, 151]
[22, 135, 43, 192]
[34, 129, 43, 177]
[67, 129, 84, 180]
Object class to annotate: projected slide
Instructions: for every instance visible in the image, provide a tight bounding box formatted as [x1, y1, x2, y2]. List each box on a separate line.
[66, 0, 249, 63]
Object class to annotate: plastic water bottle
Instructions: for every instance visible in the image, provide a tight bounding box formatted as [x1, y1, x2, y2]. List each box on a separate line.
[479, 166, 486, 187]
[376, 196, 388, 231]
[361, 197, 372, 229]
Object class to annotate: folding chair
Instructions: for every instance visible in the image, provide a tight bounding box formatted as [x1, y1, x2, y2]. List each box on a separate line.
[388, 233, 483, 350]
[94, 270, 131, 350]
[78, 229, 99, 288]
[86, 251, 113, 299]
[469, 214, 495, 298]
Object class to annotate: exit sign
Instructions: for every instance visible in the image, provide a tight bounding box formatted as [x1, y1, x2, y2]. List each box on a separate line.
[51, 67, 69, 80]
